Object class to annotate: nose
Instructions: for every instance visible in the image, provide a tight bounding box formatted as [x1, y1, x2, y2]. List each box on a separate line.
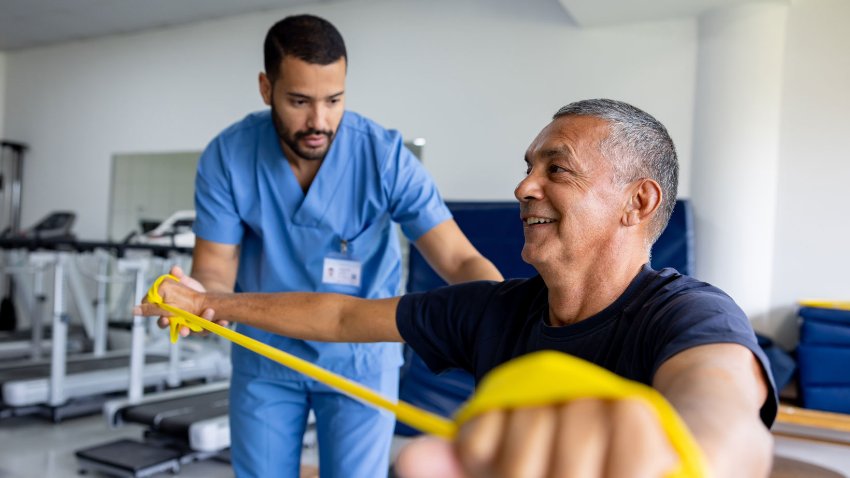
[514, 171, 543, 203]
[306, 104, 328, 132]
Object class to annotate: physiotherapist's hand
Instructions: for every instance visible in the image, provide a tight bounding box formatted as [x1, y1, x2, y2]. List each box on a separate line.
[395, 398, 678, 478]
[134, 265, 226, 337]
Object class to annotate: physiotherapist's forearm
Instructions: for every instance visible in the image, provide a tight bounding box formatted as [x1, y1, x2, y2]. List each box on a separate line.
[445, 256, 503, 284]
[197, 291, 403, 343]
[414, 219, 503, 285]
[191, 270, 235, 294]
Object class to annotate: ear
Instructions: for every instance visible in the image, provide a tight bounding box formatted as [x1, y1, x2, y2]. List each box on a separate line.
[258, 72, 273, 106]
[622, 179, 662, 227]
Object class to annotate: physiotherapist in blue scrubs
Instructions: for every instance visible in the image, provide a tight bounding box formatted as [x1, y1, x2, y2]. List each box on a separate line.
[182, 14, 503, 478]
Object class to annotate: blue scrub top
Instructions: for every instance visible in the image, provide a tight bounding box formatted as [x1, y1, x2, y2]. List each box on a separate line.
[193, 110, 451, 380]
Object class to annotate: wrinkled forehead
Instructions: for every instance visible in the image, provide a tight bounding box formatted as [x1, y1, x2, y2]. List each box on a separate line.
[525, 115, 610, 161]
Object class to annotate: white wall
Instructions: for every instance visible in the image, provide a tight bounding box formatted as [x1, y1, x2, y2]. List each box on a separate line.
[0, 52, 6, 137]
[766, 0, 850, 347]
[2, 0, 698, 239]
[690, 3, 787, 331]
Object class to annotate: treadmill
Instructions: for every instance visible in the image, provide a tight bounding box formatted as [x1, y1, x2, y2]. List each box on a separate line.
[0, 325, 89, 360]
[0, 238, 229, 422]
[104, 381, 231, 453]
[76, 382, 230, 477]
[0, 212, 91, 361]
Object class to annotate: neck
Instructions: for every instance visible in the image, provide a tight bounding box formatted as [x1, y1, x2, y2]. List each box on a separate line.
[281, 142, 322, 192]
[540, 247, 648, 327]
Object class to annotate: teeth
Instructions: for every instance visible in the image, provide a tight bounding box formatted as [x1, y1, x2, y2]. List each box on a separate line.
[526, 217, 555, 225]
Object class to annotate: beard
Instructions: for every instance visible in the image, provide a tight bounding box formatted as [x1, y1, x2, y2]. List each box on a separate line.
[270, 102, 335, 161]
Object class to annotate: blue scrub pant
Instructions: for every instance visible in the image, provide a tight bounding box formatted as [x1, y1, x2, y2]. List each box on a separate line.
[229, 367, 399, 478]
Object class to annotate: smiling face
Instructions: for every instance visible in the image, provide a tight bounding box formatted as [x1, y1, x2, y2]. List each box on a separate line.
[515, 115, 631, 272]
[259, 55, 346, 162]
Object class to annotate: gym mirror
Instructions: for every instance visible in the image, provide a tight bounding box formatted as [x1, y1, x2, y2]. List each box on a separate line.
[108, 152, 200, 242]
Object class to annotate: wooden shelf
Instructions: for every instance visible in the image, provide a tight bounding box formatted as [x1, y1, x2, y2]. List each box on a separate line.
[774, 405, 850, 444]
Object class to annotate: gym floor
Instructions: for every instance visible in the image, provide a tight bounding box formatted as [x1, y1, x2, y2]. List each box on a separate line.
[0, 412, 849, 477]
[0, 413, 416, 478]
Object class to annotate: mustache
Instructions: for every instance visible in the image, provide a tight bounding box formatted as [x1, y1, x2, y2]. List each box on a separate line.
[294, 129, 333, 140]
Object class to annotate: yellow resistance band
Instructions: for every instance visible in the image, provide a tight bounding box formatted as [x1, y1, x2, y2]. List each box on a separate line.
[148, 274, 455, 439]
[148, 274, 707, 477]
[454, 351, 709, 478]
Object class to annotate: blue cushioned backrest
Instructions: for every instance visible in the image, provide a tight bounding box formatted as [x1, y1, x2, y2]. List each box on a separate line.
[650, 199, 694, 276]
[397, 199, 695, 436]
[408, 199, 694, 291]
[407, 202, 535, 292]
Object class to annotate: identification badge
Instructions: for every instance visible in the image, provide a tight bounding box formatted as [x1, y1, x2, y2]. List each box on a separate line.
[322, 257, 362, 288]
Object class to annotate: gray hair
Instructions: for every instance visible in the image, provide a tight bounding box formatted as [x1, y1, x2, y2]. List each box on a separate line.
[553, 99, 678, 245]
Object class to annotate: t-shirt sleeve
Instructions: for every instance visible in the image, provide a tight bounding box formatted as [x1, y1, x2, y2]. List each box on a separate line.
[650, 290, 779, 427]
[380, 135, 452, 241]
[193, 137, 243, 245]
[396, 281, 498, 374]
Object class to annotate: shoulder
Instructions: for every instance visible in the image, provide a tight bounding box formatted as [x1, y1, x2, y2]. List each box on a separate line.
[337, 111, 405, 158]
[640, 268, 744, 320]
[215, 110, 271, 143]
[635, 268, 757, 360]
[339, 111, 397, 140]
[200, 111, 270, 171]
[624, 267, 756, 354]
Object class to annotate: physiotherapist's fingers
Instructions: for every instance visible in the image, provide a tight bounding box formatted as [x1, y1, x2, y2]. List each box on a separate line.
[496, 406, 557, 478]
[394, 436, 467, 478]
[135, 303, 170, 318]
[202, 307, 229, 327]
[605, 399, 678, 478]
[456, 410, 507, 475]
[553, 399, 609, 478]
[169, 265, 208, 293]
[168, 264, 185, 279]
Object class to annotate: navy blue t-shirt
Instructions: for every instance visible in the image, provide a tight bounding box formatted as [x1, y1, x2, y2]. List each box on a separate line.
[396, 265, 778, 427]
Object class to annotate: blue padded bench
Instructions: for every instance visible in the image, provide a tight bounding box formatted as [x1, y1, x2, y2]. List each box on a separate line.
[395, 199, 695, 436]
[797, 306, 850, 414]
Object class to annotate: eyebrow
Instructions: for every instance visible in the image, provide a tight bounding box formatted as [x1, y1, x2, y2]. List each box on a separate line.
[525, 145, 574, 163]
[541, 145, 574, 160]
[285, 91, 345, 101]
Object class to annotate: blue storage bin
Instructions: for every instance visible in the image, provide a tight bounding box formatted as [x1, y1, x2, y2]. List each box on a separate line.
[797, 343, 850, 386]
[801, 318, 850, 346]
[798, 306, 850, 327]
[800, 385, 850, 414]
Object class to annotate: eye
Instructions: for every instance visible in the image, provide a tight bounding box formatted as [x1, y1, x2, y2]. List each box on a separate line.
[547, 164, 567, 174]
[291, 99, 307, 107]
[329, 97, 341, 105]
[524, 164, 532, 175]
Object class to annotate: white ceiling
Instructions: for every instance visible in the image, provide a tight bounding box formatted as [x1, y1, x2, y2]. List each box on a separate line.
[557, 0, 776, 27]
[0, 0, 320, 51]
[0, 0, 785, 52]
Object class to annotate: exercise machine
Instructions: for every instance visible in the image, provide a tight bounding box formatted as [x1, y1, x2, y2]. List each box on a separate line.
[0, 239, 229, 422]
[0, 212, 87, 361]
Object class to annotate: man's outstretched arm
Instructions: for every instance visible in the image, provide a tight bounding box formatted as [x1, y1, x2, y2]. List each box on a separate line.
[653, 342, 773, 477]
[137, 278, 403, 343]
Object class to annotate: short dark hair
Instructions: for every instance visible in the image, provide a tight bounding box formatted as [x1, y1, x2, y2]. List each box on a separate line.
[553, 99, 679, 245]
[264, 14, 347, 81]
